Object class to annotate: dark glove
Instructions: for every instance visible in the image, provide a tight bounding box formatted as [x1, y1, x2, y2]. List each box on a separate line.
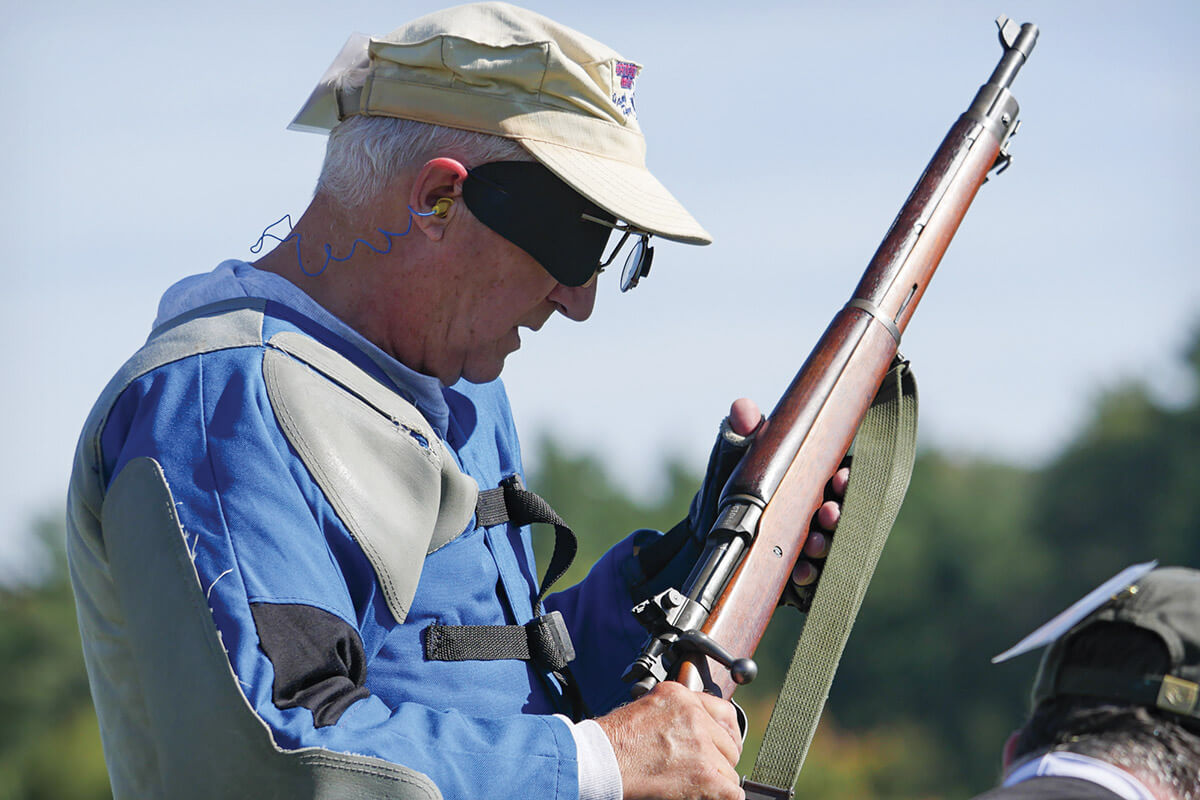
[626, 415, 761, 600]
[685, 415, 761, 544]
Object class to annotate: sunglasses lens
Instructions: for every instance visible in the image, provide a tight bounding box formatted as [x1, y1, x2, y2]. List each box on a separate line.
[620, 237, 653, 292]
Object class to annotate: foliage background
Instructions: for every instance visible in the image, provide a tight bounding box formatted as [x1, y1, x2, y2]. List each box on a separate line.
[3, 332, 1197, 798]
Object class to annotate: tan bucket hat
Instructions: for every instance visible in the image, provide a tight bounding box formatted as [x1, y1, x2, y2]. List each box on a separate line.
[289, 2, 711, 245]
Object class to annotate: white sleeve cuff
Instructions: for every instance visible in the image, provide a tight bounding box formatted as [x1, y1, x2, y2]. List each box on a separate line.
[556, 715, 622, 800]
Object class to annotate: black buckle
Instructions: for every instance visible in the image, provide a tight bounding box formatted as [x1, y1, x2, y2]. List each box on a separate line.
[527, 611, 576, 672]
[741, 777, 794, 800]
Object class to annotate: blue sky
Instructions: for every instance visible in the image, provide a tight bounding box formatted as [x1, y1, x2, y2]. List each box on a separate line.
[2, 1, 1197, 577]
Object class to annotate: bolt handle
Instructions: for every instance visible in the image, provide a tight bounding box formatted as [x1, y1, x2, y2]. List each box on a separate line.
[675, 629, 759, 685]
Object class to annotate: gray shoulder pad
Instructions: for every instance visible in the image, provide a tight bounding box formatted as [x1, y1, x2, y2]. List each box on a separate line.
[101, 457, 441, 799]
[263, 331, 478, 624]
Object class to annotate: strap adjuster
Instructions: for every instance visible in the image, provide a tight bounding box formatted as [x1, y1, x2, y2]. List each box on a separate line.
[741, 778, 794, 800]
[425, 610, 576, 672]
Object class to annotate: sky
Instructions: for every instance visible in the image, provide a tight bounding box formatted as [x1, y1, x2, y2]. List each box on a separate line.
[2, 1, 1197, 578]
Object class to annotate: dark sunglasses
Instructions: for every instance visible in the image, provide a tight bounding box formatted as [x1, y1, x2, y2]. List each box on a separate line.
[462, 161, 654, 291]
[580, 213, 654, 292]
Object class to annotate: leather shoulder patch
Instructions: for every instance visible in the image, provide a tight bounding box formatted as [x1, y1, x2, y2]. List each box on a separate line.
[263, 331, 478, 624]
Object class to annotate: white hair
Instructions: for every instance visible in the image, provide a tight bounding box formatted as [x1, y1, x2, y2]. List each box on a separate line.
[316, 115, 531, 210]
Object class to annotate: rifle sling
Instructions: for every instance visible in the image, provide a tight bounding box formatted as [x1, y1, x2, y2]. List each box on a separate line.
[746, 359, 918, 796]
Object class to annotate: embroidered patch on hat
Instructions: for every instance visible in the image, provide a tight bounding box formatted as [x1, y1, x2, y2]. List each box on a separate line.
[612, 61, 640, 119]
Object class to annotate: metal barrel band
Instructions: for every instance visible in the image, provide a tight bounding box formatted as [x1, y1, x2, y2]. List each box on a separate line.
[845, 298, 902, 345]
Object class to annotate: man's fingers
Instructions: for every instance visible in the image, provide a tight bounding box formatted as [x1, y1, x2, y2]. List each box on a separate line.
[831, 466, 850, 496]
[597, 681, 748, 800]
[802, 530, 829, 559]
[803, 467, 848, 566]
[713, 762, 746, 800]
[784, 465, 851, 603]
[815, 499, 840, 532]
[695, 690, 744, 764]
[727, 398, 762, 438]
[792, 560, 819, 586]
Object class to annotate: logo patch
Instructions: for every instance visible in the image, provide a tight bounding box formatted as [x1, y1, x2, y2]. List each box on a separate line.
[612, 61, 640, 120]
[615, 61, 639, 89]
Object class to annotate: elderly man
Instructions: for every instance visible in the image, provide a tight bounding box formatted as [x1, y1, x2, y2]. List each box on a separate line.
[67, 4, 835, 800]
[979, 566, 1200, 800]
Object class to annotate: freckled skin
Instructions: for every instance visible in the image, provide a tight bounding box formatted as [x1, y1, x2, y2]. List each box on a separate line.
[420, 223, 595, 384]
[252, 158, 596, 387]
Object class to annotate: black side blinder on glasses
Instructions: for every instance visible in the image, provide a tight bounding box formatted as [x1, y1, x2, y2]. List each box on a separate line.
[462, 161, 616, 287]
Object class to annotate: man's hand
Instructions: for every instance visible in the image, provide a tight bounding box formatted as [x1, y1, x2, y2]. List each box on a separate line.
[726, 399, 847, 598]
[637, 397, 846, 606]
[595, 681, 745, 800]
[790, 463, 849, 590]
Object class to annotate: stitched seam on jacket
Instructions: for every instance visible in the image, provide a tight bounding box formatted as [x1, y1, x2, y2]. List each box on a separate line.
[196, 352, 249, 618]
[265, 334, 439, 466]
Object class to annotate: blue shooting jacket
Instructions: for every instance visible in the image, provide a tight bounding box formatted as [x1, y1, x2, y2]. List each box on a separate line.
[69, 261, 673, 800]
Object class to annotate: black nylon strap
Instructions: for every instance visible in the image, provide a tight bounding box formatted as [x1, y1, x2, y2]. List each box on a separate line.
[429, 474, 588, 719]
[423, 475, 582, 715]
[425, 610, 577, 671]
[476, 474, 577, 606]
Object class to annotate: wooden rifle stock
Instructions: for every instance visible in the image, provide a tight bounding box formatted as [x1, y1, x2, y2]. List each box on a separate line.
[624, 17, 1039, 700]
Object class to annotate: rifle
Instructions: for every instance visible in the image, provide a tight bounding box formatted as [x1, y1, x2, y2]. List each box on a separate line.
[622, 17, 1039, 705]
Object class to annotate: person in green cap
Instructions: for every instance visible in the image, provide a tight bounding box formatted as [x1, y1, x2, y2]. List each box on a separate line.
[978, 565, 1200, 799]
[66, 4, 839, 800]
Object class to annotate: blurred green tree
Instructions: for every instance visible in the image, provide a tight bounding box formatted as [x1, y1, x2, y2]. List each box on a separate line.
[821, 452, 1039, 796]
[0, 516, 110, 799]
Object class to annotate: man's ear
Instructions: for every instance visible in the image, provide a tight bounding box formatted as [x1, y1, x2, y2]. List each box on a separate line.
[1001, 729, 1022, 773]
[410, 157, 468, 241]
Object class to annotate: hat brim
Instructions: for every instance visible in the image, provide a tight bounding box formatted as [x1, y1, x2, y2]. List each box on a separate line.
[518, 139, 712, 246]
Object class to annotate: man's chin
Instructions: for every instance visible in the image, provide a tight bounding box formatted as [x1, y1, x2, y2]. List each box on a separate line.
[458, 357, 506, 386]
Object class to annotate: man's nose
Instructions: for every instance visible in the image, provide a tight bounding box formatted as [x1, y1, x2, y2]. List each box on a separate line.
[548, 279, 597, 322]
